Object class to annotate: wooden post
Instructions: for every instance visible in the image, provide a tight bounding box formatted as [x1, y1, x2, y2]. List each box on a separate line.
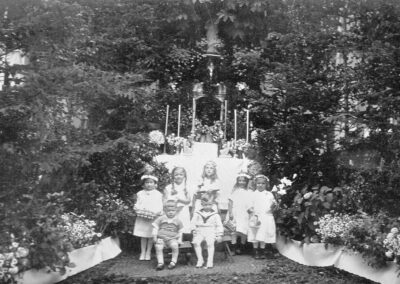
[164, 105, 169, 153]
[177, 104, 181, 137]
[246, 109, 249, 143]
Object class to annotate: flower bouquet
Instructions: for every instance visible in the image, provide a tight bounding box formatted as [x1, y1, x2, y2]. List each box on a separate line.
[0, 240, 30, 282]
[223, 219, 236, 233]
[166, 133, 186, 154]
[149, 130, 165, 146]
[383, 227, 400, 261]
[57, 213, 102, 249]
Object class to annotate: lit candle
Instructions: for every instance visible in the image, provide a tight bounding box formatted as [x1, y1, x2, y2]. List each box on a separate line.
[192, 98, 196, 134]
[164, 105, 169, 153]
[177, 104, 181, 137]
[224, 100, 227, 140]
[234, 109, 237, 146]
[246, 109, 249, 143]
[165, 105, 169, 136]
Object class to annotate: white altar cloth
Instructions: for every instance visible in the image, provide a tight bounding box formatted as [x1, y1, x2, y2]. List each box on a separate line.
[155, 154, 245, 210]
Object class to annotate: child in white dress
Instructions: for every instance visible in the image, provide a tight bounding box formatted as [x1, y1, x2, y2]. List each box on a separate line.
[163, 167, 191, 234]
[247, 174, 277, 259]
[226, 172, 251, 255]
[191, 197, 224, 269]
[133, 174, 163, 260]
[192, 160, 221, 213]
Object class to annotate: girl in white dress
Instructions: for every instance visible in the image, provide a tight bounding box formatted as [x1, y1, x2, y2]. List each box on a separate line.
[133, 174, 163, 260]
[192, 160, 221, 213]
[227, 172, 251, 254]
[247, 174, 277, 259]
[163, 167, 191, 234]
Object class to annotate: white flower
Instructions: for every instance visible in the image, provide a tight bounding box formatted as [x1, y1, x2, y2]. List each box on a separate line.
[149, 130, 165, 146]
[385, 251, 394, 258]
[277, 189, 287, 195]
[292, 173, 297, 179]
[11, 242, 19, 248]
[280, 177, 292, 186]
[391, 228, 399, 234]
[271, 185, 278, 192]
[303, 192, 312, 199]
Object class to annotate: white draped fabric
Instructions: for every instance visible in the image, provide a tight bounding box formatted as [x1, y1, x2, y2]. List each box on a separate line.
[276, 235, 400, 284]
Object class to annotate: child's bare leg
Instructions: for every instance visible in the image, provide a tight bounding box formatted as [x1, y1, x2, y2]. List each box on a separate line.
[170, 241, 179, 266]
[154, 240, 164, 264]
[193, 243, 204, 267]
[145, 238, 153, 260]
[206, 241, 215, 268]
[140, 237, 146, 260]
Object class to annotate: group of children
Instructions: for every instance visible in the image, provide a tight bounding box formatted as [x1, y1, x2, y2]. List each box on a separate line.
[133, 160, 277, 270]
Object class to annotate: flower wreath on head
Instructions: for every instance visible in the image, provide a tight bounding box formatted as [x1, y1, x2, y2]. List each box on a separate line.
[254, 174, 269, 182]
[141, 174, 158, 182]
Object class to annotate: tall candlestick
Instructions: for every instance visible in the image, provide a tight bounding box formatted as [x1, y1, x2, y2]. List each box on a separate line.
[234, 109, 237, 146]
[164, 105, 169, 153]
[192, 98, 196, 134]
[224, 100, 227, 140]
[246, 109, 249, 143]
[177, 104, 181, 137]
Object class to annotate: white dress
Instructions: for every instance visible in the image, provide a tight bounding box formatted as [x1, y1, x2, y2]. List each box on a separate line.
[133, 189, 163, 238]
[229, 188, 251, 235]
[247, 190, 277, 243]
[164, 183, 191, 234]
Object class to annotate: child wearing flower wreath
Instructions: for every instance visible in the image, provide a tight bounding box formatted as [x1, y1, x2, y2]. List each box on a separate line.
[152, 200, 183, 270]
[192, 160, 221, 213]
[226, 172, 251, 255]
[191, 196, 224, 269]
[133, 174, 163, 261]
[163, 167, 191, 234]
[247, 174, 277, 259]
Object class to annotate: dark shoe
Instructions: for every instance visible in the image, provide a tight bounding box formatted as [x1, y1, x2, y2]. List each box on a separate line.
[235, 243, 243, 255]
[156, 263, 164, 271]
[168, 261, 176, 269]
[259, 249, 266, 259]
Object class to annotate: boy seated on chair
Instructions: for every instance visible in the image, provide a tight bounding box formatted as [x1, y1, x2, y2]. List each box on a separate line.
[190, 196, 224, 269]
[152, 200, 183, 270]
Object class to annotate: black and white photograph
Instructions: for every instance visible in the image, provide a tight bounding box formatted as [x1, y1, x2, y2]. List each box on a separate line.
[1, 0, 399, 283]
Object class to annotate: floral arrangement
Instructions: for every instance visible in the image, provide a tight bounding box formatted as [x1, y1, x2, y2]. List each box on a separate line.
[234, 139, 250, 151]
[0, 234, 30, 282]
[57, 213, 102, 249]
[315, 213, 363, 245]
[166, 134, 186, 148]
[272, 176, 293, 196]
[383, 227, 400, 261]
[149, 130, 165, 146]
[193, 120, 223, 142]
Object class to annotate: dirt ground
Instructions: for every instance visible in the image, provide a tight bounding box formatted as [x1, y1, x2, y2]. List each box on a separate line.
[60, 246, 376, 284]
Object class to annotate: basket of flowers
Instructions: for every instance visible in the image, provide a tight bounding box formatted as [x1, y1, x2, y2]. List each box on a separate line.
[135, 208, 159, 220]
